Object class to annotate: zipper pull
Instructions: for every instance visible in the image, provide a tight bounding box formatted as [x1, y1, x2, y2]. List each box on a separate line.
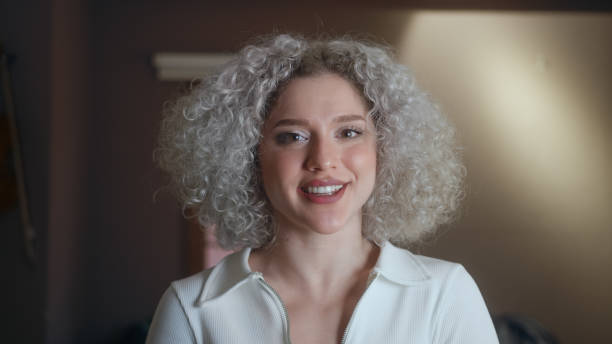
[367, 270, 379, 285]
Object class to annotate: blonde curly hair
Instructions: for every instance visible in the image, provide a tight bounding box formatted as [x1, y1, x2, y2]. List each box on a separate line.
[156, 33, 465, 250]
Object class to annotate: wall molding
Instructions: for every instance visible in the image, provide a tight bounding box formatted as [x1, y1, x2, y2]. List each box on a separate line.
[152, 53, 234, 81]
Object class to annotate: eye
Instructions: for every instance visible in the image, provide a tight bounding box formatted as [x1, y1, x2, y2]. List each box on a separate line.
[275, 132, 308, 145]
[339, 128, 363, 139]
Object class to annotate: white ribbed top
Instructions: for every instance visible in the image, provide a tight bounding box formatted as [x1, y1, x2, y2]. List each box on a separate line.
[146, 242, 499, 344]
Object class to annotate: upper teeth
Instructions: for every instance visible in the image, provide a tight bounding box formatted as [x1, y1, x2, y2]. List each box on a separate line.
[306, 185, 343, 194]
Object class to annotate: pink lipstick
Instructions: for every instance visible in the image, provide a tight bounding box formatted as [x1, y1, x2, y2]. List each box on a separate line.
[298, 179, 348, 204]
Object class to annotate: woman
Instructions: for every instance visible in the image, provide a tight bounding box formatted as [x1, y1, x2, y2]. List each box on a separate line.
[148, 34, 499, 343]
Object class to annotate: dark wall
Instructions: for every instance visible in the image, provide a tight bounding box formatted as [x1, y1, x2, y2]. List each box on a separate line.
[0, 1, 51, 343]
[1, 1, 187, 342]
[47, 0, 92, 341]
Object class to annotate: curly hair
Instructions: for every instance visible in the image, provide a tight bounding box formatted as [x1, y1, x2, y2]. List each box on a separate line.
[156, 33, 465, 250]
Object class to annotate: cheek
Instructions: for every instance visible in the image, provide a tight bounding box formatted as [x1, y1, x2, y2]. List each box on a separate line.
[260, 148, 303, 186]
[346, 143, 377, 180]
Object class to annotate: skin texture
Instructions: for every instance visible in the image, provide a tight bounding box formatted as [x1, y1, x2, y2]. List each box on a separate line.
[252, 73, 380, 344]
[258, 73, 377, 239]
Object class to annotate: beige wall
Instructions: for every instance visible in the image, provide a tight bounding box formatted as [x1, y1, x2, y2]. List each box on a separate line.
[396, 12, 612, 343]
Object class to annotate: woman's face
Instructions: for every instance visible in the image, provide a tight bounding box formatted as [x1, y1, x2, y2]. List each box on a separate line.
[259, 73, 377, 237]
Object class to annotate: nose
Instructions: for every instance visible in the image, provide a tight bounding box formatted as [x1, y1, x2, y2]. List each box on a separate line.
[304, 136, 338, 172]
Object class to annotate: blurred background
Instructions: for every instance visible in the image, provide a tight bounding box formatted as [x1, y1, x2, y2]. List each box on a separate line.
[1, 1, 610, 343]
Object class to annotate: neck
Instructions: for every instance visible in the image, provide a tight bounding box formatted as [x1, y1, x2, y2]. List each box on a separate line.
[249, 220, 378, 296]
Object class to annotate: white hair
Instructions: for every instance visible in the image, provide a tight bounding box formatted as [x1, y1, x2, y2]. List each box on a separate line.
[156, 33, 465, 250]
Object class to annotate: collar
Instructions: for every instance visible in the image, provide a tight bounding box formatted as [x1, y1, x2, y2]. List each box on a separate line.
[197, 241, 430, 305]
[373, 241, 431, 285]
[197, 247, 253, 305]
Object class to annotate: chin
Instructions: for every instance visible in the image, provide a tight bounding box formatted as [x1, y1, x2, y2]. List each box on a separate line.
[301, 216, 356, 236]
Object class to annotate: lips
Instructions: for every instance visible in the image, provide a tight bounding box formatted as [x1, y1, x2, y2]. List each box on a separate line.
[299, 179, 348, 204]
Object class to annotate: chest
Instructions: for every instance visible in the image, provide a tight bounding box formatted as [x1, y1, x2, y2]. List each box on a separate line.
[284, 295, 357, 344]
[195, 278, 436, 344]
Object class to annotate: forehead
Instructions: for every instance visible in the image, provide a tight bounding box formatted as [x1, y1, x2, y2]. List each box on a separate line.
[267, 73, 368, 123]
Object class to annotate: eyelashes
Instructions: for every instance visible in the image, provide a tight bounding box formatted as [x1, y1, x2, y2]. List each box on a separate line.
[339, 127, 363, 138]
[273, 126, 365, 146]
[274, 132, 308, 145]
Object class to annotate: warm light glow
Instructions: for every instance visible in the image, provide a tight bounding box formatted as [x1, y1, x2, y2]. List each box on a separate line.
[397, 11, 612, 229]
[394, 12, 612, 344]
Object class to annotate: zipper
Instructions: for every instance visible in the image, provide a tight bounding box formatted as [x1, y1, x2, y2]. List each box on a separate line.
[340, 271, 380, 344]
[253, 272, 292, 344]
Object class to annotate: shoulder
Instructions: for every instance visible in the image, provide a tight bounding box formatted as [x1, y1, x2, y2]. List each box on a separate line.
[385, 246, 499, 343]
[377, 243, 488, 314]
[146, 270, 215, 344]
[146, 250, 249, 344]
[404, 254, 499, 343]
[414, 253, 463, 274]
[168, 268, 214, 308]
[375, 242, 466, 287]
[413, 254, 485, 314]
[170, 248, 249, 306]
[397, 248, 482, 305]
[412, 253, 472, 286]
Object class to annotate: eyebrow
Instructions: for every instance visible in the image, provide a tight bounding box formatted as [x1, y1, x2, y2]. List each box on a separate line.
[272, 114, 366, 128]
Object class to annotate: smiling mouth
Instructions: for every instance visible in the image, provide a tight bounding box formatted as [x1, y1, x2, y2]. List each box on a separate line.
[301, 185, 344, 195]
